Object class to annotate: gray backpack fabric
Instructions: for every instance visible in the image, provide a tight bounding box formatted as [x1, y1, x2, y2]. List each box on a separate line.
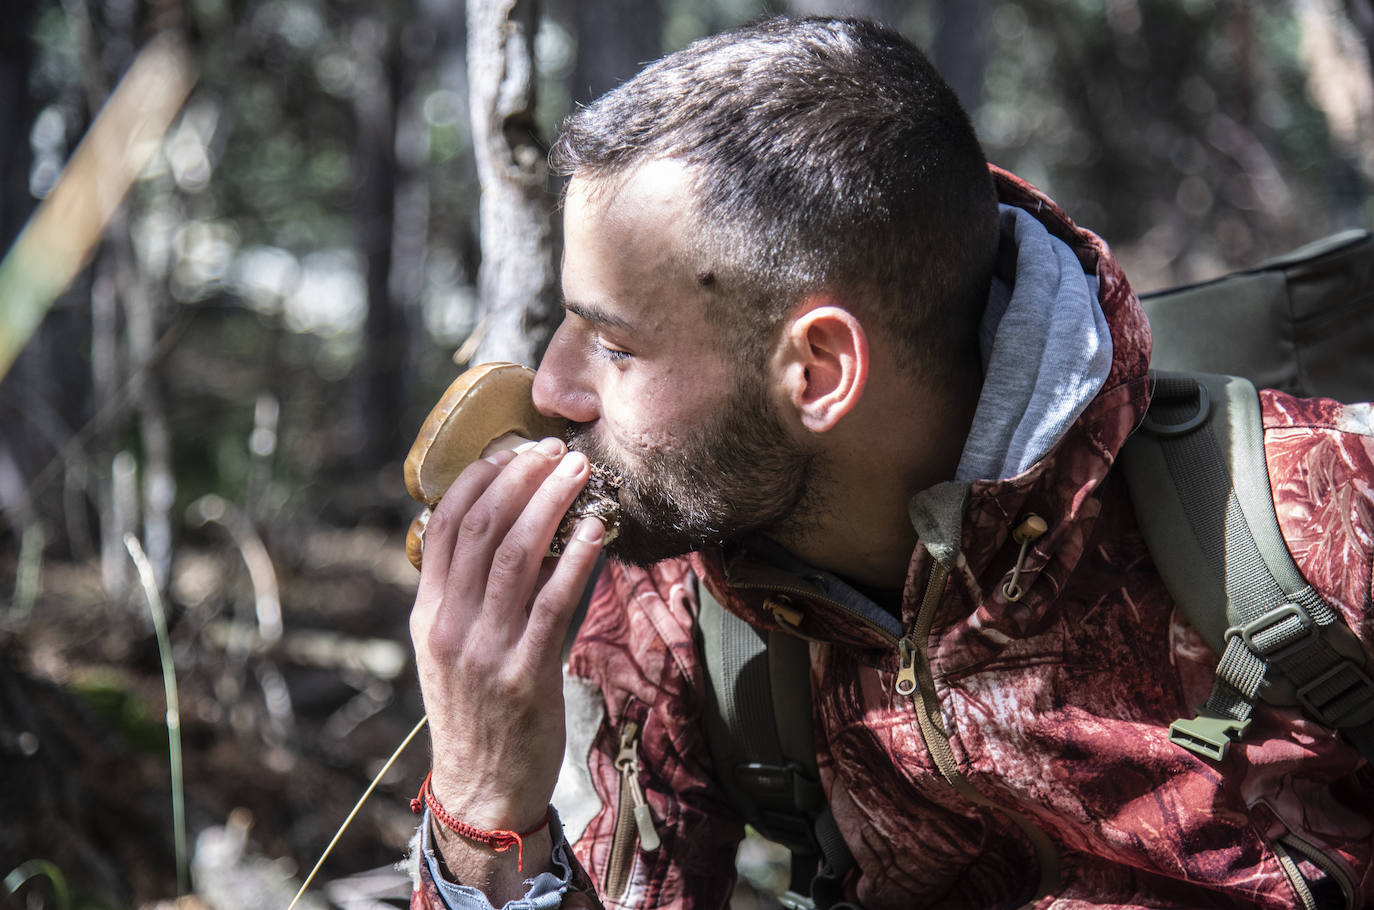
[697, 582, 854, 910]
[1141, 229, 1374, 403]
[1128, 229, 1374, 759]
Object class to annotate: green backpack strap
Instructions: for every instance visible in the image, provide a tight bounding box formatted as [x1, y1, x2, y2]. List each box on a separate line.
[1120, 370, 1374, 762]
[697, 578, 855, 909]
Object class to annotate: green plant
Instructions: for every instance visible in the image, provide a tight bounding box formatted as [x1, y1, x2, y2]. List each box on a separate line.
[3, 859, 71, 910]
[124, 533, 188, 897]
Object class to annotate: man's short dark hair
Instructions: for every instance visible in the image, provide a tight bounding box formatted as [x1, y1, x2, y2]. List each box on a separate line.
[551, 16, 999, 388]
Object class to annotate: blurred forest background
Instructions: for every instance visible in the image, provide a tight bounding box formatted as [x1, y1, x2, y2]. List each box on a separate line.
[2, 0, 1373, 907]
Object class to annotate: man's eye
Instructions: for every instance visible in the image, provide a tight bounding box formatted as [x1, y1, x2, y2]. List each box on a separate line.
[596, 339, 632, 362]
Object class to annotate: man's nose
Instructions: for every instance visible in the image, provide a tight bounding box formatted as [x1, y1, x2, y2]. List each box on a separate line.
[533, 324, 598, 424]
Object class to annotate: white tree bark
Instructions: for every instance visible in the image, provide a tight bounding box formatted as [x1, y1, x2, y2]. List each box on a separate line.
[467, 0, 558, 368]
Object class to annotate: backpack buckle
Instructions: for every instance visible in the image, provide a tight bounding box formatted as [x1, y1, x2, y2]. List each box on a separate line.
[1296, 659, 1374, 728]
[1169, 713, 1251, 761]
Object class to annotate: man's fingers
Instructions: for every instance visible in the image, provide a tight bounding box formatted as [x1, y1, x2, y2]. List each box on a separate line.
[520, 516, 605, 666]
[415, 449, 516, 618]
[433, 439, 560, 613]
[468, 447, 592, 643]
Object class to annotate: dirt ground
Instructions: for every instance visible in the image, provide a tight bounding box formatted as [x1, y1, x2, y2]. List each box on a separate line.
[2, 527, 428, 909]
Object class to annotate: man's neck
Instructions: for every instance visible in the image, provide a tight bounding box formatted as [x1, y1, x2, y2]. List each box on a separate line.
[779, 503, 919, 591]
[777, 367, 979, 591]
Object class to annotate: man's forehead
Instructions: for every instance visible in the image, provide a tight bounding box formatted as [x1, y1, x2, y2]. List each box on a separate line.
[561, 158, 720, 335]
[566, 158, 702, 225]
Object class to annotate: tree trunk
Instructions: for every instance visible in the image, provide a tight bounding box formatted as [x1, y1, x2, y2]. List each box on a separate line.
[355, 15, 410, 470]
[1346, 0, 1374, 72]
[778, 0, 907, 27]
[1300, 0, 1374, 223]
[467, 0, 558, 367]
[932, 0, 989, 114]
[119, 225, 176, 592]
[567, 0, 661, 107]
[0, 0, 40, 546]
[0, 0, 35, 251]
[92, 251, 131, 596]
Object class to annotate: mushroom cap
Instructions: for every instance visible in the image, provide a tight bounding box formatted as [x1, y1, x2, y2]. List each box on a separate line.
[403, 362, 567, 505]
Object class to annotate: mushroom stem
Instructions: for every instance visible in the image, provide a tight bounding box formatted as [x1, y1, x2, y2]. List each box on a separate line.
[481, 431, 538, 459]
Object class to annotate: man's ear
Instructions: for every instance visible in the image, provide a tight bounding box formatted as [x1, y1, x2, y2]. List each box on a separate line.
[778, 304, 869, 434]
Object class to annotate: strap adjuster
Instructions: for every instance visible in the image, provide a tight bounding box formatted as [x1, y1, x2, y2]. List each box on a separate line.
[1296, 659, 1374, 728]
[1226, 603, 1317, 663]
[735, 762, 825, 812]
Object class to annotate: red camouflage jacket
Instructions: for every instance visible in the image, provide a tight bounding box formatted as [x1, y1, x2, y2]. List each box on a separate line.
[414, 168, 1374, 909]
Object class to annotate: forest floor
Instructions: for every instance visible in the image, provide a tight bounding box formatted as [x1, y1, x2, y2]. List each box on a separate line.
[3, 525, 432, 909]
[1, 527, 788, 909]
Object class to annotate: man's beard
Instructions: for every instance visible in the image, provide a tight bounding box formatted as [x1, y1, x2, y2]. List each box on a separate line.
[566, 376, 816, 567]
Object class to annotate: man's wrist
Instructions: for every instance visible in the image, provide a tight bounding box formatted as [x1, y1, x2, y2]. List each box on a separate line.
[417, 771, 551, 874]
[429, 767, 551, 834]
[420, 806, 573, 910]
[410, 769, 559, 901]
[430, 812, 556, 883]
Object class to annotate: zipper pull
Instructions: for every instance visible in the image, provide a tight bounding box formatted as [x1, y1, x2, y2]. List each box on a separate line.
[615, 722, 660, 852]
[615, 722, 639, 767]
[628, 774, 660, 852]
[1003, 514, 1047, 602]
[895, 638, 917, 697]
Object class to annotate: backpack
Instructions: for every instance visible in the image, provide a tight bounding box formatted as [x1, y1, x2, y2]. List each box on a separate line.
[1141, 228, 1374, 404]
[695, 228, 1374, 910]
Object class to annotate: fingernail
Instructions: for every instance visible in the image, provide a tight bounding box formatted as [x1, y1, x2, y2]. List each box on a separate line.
[537, 436, 564, 456]
[483, 449, 517, 466]
[575, 516, 604, 543]
[555, 451, 587, 477]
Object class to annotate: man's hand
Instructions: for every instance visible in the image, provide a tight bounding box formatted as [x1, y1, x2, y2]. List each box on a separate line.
[410, 436, 605, 898]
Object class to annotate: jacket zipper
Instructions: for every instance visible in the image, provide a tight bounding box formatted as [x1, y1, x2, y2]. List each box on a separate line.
[727, 552, 1060, 899]
[896, 563, 958, 778]
[605, 719, 659, 900]
[897, 560, 1061, 904]
[1272, 839, 1318, 910]
[1275, 832, 1354, 910]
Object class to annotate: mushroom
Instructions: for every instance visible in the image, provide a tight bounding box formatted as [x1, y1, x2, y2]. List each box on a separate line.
[403, 362, 621, 569]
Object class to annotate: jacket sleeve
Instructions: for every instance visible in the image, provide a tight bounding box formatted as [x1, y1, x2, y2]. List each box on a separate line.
[1261, 392, 1374, 658]
[410, 558, 745, 910]
[1257, 390, 1374, 902]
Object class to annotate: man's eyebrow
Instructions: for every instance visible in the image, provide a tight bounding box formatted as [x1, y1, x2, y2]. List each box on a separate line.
[564, 299, 635, 333]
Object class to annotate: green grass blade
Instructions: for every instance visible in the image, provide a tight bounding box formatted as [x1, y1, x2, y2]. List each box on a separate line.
[4, 859, 71, 910]
[124, 533, 188, 896]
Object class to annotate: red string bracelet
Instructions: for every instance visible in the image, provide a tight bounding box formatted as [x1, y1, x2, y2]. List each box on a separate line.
[410, 770, 550, 872]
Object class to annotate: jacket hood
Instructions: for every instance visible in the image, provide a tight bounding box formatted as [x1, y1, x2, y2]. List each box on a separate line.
[905, 166, 1153, 653]
[912, 166, 1153, 552]
[955, 202, 1113, 483]
[698, 166, 1153, 653]
[990, 166, 1151, 409]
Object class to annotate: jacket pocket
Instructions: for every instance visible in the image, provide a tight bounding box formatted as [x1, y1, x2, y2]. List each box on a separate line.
[604, 702, 660, 901]
[1272, 832, 1354, 910]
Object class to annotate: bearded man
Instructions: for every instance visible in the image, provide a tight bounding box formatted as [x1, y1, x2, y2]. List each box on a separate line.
[406, 15, 1374, 910]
